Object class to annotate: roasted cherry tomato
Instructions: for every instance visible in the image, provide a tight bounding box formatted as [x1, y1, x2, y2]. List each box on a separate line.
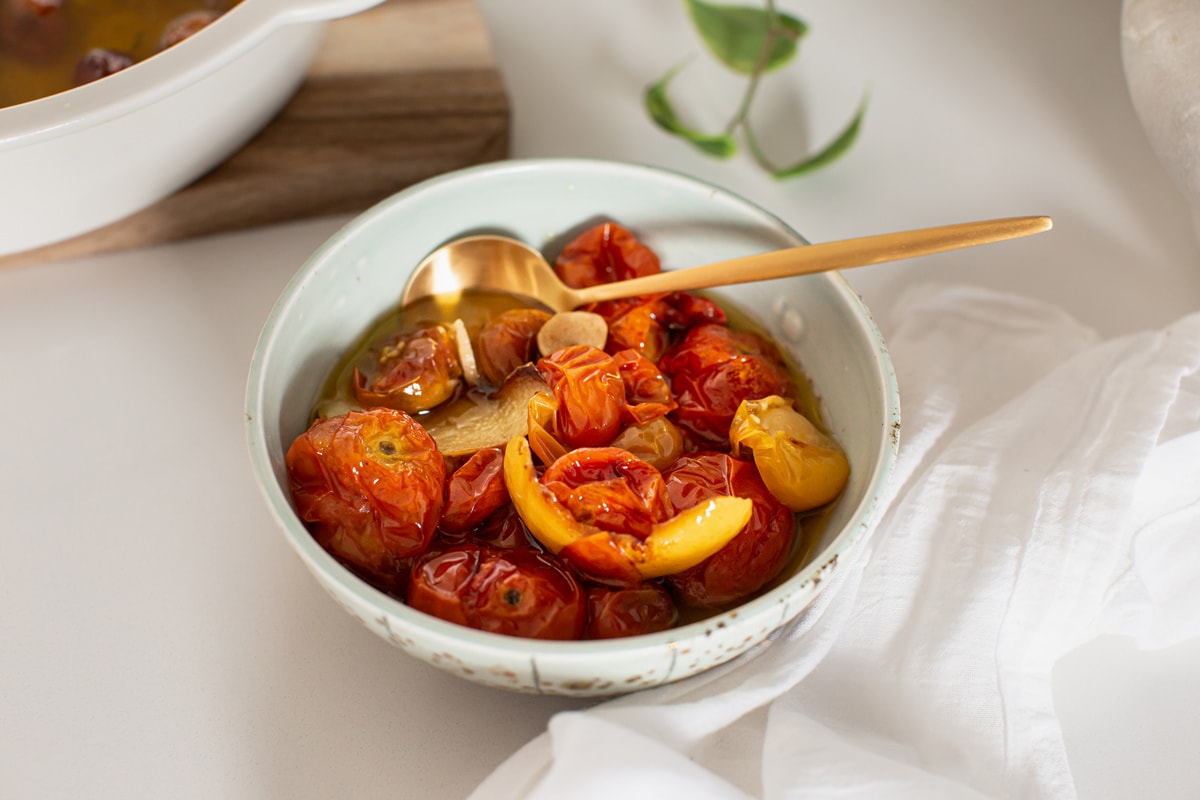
[554, 221, 661, 289]
[730, 395, 850, 511]
[658, 323, 793, 448]
[354, 324, 462, 415]
[526, 390, 570, 467]
[587, 296, 670, 360]
[613, 348, 676, 425]
[588, 292, 726, 362]
[540, 447, 674, 538]
[663, 452, 795, 608]
[439, 446, 508, 534]
[536, 345, 625, 448]
[474, 504, 538, 549]
[1, 0, 66, 62]
[586, 583, 678, 639]
[408, 545, 586, 640]
[158, 9, 220, 50]
[610, 416, 686, 472]
[73, 48, 134, 85]
[657, 292, 727, 330]
[285, 408, 445, 590]
[435, 503, 536, 551]
[475, 308, 551, 388]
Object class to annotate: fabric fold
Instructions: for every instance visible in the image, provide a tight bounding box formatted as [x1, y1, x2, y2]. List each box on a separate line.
[469, 284, 1200, 800]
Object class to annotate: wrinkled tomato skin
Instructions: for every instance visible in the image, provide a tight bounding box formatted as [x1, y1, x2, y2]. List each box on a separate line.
[554, 222, 661, 289]
[536, 345, 625, 447]
[659, 324, 793, 448]
[658, 323, 784, 375]
[588, 292, 726, 362]
[586, 583, 678, 639]
[439, 446, 508, 534]
[589, 296, 670, 360]
[613, 348, 676, 425]
[475, 308, 552, 388]
[540, 447, 673, 538]
[408, 545, 586, 640]
[285, 409, 445, 589]
[353, 325, 461, 414]
[662, 452, 795, 608]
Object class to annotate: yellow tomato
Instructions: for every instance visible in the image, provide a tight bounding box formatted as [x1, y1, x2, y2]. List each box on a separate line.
[729, 396, 850, 512]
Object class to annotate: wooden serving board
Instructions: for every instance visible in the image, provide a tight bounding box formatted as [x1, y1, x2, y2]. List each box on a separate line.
[1, 0, 509, 269]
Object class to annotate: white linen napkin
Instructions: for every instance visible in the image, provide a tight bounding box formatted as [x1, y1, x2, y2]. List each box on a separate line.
[470, 283, 1200, 800]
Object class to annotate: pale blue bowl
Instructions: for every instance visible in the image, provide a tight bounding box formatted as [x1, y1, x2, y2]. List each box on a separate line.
[245, 158, 900, 696]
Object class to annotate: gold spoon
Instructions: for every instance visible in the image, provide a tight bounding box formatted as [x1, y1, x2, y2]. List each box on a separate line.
[399, 216, 1053, 313]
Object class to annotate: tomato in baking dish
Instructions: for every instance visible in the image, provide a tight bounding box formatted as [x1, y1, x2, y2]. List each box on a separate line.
[0, 0, 241, 108]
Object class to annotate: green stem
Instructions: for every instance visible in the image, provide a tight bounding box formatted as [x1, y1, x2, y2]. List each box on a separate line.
[742, 119, 778, 172]
[724, 0, 781, 135]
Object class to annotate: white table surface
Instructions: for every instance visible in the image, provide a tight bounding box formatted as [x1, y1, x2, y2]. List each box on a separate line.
[4, 0, 1199, 797]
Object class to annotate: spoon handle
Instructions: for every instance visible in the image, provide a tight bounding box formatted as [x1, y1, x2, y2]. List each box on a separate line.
[573, 215, 1053, 305]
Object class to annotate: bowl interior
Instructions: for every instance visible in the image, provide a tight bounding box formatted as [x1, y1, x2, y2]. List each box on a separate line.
[246, 158, 899, 673]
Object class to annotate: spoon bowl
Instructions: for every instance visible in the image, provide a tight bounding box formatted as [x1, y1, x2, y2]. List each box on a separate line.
[400, 215, 1054, 313]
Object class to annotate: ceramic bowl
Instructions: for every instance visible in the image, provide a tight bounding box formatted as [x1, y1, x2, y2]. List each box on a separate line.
[0, 0, 385, 257]
[245, 158, 900, 696]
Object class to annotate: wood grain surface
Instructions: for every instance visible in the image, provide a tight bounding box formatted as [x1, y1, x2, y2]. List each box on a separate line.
[1, 0, 510, 269]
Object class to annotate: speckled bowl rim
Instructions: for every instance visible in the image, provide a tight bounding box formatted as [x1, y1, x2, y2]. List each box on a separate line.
[245, 157, 900, 667]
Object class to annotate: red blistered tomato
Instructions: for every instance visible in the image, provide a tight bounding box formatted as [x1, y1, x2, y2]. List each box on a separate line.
[540, 447, 674, 538]
[439, 446, 508, 534]
[586, 583, 678, 639]
[285, 408, 445, 590]
[663, 452, 795, 608]
[353, 324, 462, 415]
[475, 308, 551, 388]
[588, 292, 726, 362]
[536, 345, 625, 447]
[613, 348, 676, 425]
[587, 296, 670, 360]
[406, 546, 477, 627]
[554, 221, 661, 289]
[658, 323, 793, 447]
[408, 545, 586, 640]
[657, 291, 727, 330]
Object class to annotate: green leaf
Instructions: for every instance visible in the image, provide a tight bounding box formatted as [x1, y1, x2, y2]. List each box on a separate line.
[644, 64, 738, 158]
[685, 0, 807, 75]
[749, 90, 869, 179]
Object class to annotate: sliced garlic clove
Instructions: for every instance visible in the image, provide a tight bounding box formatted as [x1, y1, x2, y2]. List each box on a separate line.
[452, 318, 480, 387]
[536, 311, 609, 356]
